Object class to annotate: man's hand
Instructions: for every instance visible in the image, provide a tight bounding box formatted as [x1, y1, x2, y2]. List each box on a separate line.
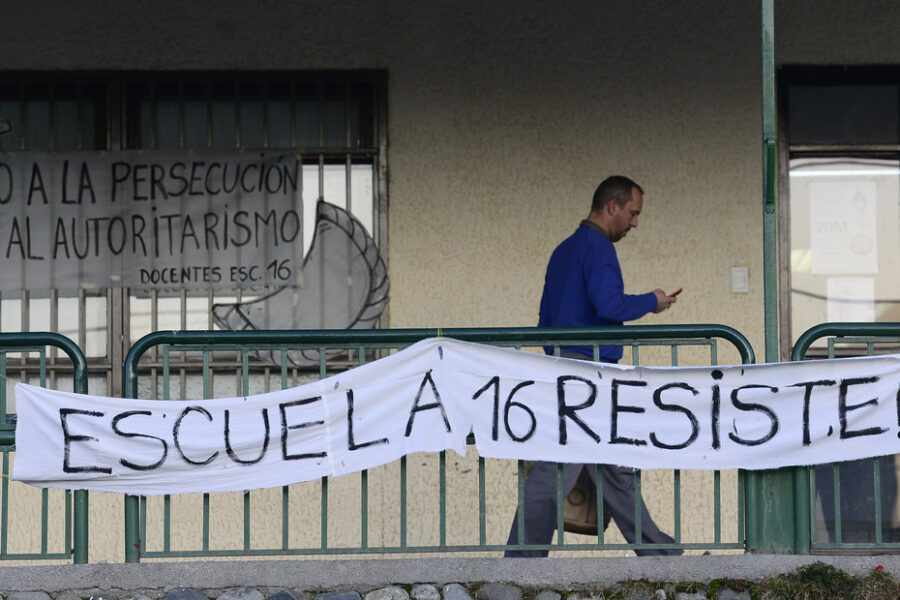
[653, 289, 676, 313]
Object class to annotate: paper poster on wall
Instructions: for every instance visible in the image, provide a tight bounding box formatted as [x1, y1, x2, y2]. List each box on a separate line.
[0, 151, 305, 291]
[810, 181, 878, 274]
[827, 277, 875, 322]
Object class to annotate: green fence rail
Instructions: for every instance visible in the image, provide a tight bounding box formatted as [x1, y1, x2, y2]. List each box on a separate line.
[0, 332, 89, 563]
[792, 322, 900, 553]
[122, 325, 754, 562]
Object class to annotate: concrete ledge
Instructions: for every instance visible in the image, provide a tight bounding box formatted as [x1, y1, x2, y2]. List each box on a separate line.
[1, 556, 900, 593]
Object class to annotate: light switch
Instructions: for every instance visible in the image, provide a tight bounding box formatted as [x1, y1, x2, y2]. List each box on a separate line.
[731, 267, 749, 293]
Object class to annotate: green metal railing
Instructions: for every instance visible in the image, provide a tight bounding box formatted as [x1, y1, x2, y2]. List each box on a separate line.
[122, 325, 754, 562]
[792, 322, 900, 553]
[0, 332, 89, 563]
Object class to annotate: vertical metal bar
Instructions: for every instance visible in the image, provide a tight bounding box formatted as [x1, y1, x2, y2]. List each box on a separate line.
[439, 450, 447, 547]
[319, 345, 329, 547]
[234, 81, 241, 149]
[290, 80, 297, 148]
[71, 336, 89, 564]
[320, 475, 328, 549]
[1, 452, 8, 557]
[794, 464, 811, 553]
[202, 350, 211, 552]
[282, 485, 290, 551]
[139, 496, 147, 554]
[160, 345, 172, 554]
[478, 455, 487, 547]
[124, 394, 140, 560]
[178, 80, 185, 149]
[761, 0, 777, 362]
[317, 82, 325, 148]
[163, 346, 170, 399]
[244, 490, 251, 552]
[344, 82, 354, 319]
[17, 81, 25, 151]
[755, 0, 799, 553]
[0, 354, 6, 423]
[738, 471, 746, 546]
[757, 4, 800, 548]
[360, 469, 369, 549]
[874, 456, 883, 544]
[242, 349, 249, 396]
[64, 489, 72, 560]
[556, 463, 565, 546]
[515, 460, 525, 548]
[202, 348, 210, 397]
[41, 489, 48, 554]
[673, 469, 681, 542]
[260, 81, 269, 149]
[833, 463, 842, 543]
[595, 463, 605, 545]
[400, 454, 408, 548]
[345, 81, 353, 212]
[374, 72, 389, 256]
[149, 81, 157, 149]
[714, 470, 722, 544]
[49, 289, 58, 380]
[48, 82, 55, 151]
[180, 290, 188, 403]
[116, 78, 141, 560]
[76, 82, 84, 150]
[163, 495, 171, 552]
[808, 467, 817, 546]
[634, 469, 643, 548]
[358, 345, 368, 549]
[242, 348, 251, 552]
[39, 347, 47, 386]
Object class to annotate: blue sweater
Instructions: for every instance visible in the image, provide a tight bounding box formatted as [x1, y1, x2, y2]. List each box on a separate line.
[538, 223, 657, 362]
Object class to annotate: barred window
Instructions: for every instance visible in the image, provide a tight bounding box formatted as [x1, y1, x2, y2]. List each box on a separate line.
[0, 72, 388, 396]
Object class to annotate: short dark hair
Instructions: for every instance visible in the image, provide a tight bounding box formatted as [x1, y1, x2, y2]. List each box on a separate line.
[591, 176, 643, 212]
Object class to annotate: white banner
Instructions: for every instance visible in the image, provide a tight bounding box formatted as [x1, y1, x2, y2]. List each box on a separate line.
[0, 151, 303, 292]
[12, 337, 900, 495]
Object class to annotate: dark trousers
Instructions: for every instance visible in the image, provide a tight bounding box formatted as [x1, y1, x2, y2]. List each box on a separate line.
[504, 348, 681, 557]
[504, 461, 682, 557]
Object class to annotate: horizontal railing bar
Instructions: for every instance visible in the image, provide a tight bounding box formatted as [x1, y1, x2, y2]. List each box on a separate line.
[793, 322, 900, 361]
[139, 542, 743, 558]
[123, 324, 753, 562]
[0, 552, 72, 560]
[126, 324, 754, 396]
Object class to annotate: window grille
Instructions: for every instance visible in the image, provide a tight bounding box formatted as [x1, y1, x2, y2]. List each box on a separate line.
[0, 72, 388, 397]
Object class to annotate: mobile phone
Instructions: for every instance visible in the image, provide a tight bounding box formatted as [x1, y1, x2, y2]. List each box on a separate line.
[669, 288, 682, 297]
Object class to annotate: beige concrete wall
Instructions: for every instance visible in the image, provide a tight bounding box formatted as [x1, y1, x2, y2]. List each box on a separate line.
[2, 0, 900, 564]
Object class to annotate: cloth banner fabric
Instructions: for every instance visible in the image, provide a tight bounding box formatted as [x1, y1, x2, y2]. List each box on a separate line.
[0, 150, 304, 292]
[12, 337, 900, 495]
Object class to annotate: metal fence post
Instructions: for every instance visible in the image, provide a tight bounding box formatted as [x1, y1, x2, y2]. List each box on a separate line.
[745, 0, 808, 556]
[123, 346, 142, 562]
[0, 333, 90, 563]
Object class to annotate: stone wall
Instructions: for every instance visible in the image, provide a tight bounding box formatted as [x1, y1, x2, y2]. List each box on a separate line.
[2, 557, 900, 600]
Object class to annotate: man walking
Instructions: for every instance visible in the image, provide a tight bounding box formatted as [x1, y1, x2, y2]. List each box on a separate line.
[505, 175, 682, 557]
